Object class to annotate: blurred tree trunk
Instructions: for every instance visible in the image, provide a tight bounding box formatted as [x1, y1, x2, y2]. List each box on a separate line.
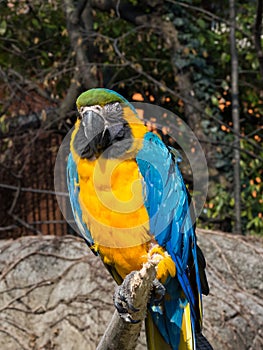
[255, 0, 263, 80]
[229, 0, 241, 234]
[59, 0, 98, 121]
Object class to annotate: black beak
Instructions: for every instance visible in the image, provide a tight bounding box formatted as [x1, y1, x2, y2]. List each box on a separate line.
[72, 110, 105, 159]
[82, 110, 105, 139]
[73, 109, 130, 159]
[82, 110, 125, 142]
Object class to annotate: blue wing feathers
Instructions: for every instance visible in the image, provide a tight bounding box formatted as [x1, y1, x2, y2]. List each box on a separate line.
[67, 153, 94, 247]
[136, 132, 202, 349]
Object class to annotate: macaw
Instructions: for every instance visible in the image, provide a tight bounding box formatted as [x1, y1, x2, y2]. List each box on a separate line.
[67, 88, 212, 350]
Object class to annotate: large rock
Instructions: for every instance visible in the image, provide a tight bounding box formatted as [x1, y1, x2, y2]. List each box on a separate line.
[199, 230, 263, 350]
[0, 230, 262, 350]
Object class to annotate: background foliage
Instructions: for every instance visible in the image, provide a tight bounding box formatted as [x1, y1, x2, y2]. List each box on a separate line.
[0, 0, 262, 236]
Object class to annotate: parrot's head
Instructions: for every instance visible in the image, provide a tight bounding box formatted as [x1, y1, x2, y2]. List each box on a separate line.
[72, 88, 144, 159]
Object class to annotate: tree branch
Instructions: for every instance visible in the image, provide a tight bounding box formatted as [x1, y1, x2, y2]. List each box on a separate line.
[97, 262, 156, 350]
[60, 0, 98, 121]
[166, 0, 249, 37]
[64, 0, 97, 87]
[0, 183, 68, 197]
[90, 0, 152, 25]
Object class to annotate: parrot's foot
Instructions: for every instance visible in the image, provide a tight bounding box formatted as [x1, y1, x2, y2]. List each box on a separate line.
[113, 271, 140, 324]
[151, 278, 166, 304]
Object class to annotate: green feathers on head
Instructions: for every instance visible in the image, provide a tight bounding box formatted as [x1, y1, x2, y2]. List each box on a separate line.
[76, 88, 128, 109]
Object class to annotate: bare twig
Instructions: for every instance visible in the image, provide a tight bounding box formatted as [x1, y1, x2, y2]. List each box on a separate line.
[8, 214, 42, 236]
[0, 225, 18, 232]
[166, 0, 249, 37]
[0, 183, 68, 197]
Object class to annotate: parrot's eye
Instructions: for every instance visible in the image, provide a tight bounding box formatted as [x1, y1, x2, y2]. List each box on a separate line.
[93, 105, 102, 113]
[105, 102, 121, 113]
[114, 102, 121, 112]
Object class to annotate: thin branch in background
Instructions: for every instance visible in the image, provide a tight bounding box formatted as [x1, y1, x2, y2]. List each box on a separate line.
[198, 139, 261, 161]
[8, 214, 43, 235]
[4, 177, 43, 235]
[0, 225, 18, 232]
[166, 0, 250, 37]
[0, 183, 69, 197]
[7, 181, 21, 216]
[254, 0, 263, 80]
[230, 0, 241, 234]
[27, 220, 73, 225]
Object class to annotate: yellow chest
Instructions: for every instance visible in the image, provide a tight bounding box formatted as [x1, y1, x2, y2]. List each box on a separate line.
[76, 156, 152, 278]
[77, 156, 151, 246]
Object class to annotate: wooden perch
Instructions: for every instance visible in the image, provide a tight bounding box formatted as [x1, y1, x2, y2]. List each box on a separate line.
[97, 263, 156, 350]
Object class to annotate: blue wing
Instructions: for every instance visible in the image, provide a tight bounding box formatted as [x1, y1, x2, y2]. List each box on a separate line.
[67, 153, 94, 247]
[136, 132, 202, 349]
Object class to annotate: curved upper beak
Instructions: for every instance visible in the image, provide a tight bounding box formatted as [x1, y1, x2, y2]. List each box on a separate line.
[74, 107, 130, 159]
[81, 109, 124, 141]
[82, 110, 105, 139]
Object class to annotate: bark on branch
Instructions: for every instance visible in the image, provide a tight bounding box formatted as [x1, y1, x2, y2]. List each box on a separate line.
[97, 263, 156, 350]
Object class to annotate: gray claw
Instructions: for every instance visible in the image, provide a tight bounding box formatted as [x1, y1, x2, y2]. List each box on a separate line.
[120, 313, 140, 324]
[151, 278, 166, 304]
[113, 271, 140, 323]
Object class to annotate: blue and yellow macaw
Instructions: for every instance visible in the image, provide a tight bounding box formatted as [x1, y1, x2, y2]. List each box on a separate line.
[67, 88, 211, 350]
